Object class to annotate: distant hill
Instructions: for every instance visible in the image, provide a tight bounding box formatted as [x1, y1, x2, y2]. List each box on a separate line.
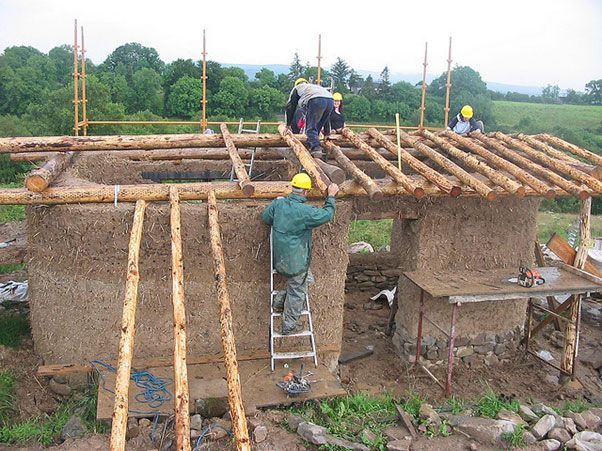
[221, 63, 544, 95]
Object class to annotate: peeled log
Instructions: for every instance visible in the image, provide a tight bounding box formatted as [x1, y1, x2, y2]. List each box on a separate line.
[109, 200, 147, 451]
[169, 187, 191, 451]
[25, 151, 77, 192]
[315, 157, 346, 184]
[537, 133, 602, 166]
[517, 134, 583, 165]
[278, 124, 329, 192]
[341, 128, 424, 199]
[442, 131, 555, 199]
[323, 141, 382, 200]
[220, 123, 254, 196]
[207, 191, 251, 451]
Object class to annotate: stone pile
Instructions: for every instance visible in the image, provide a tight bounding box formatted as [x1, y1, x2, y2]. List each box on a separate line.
[345, 253, 400, 292]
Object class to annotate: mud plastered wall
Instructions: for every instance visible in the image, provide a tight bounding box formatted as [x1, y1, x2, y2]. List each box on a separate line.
[392, 197, 540, 363]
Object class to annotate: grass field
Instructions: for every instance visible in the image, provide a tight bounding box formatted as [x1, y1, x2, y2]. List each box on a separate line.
[492, 101, 602, 131]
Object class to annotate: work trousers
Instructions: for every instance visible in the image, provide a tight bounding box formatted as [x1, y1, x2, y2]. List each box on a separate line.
[305, 97, 333, 150]
[273, 269, 315, 334]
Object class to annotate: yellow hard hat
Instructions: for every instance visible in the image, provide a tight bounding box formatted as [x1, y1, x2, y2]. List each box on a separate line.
[291, 173, 312, 190]
[461, 105, 474, 118]
[294, 78, 308, 86]
[333, 92, 343, 101]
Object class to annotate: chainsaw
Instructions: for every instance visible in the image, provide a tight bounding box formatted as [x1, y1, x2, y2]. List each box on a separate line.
[277, 364, 312, 395]
[517, 267, 545, 288]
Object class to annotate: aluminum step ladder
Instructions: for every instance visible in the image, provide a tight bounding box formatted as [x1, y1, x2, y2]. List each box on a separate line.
[269, 228, 318, 371]
[229, 119, 261, 181]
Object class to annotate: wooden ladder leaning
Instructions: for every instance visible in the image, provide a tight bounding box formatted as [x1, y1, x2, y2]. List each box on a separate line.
[108, 188, 250, 451]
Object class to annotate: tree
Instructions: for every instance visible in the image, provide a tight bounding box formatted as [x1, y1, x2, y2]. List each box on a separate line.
[563, 89, 584, 105]
[345, 95, 371, 121]
[288, 52, 304, 80]
[205, 60, 223, 93]
[103, 43, 164, 79]
[163, 59, 200, 101]
[249, 85, 285, 119]
[330, 57, 351, 92]
[541, 84, 560, 103]
[347, 70, 364, 94]
[378, 66, 391, 98]
[130, 68, 164, 115]
[0, 46, 44, 69]
[429, 65, 488, 97]
[166, 75, 202, 118]
[360, 75, 376, 99]
[48, 45, 73, 85]
[213, 76, 249, 118]
[585, 79, 602, 105]
[254, 68, 278, 88]
[222, 67, 248, 82]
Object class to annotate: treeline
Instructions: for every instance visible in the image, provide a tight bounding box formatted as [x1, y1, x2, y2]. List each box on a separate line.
[0, 42, 501, 139]
[489, 81, 602, 105]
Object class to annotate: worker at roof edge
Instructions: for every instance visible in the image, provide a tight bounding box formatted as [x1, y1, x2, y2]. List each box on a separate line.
[330, 92, 346, 132]
[285, 78, 334, 160]
[261, 173, 339, 335]
[447, 105, 484, 136]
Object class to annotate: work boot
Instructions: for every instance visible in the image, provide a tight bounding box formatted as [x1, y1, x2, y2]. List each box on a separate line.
[281, 323, 304, 336]
[310, 146, 324, 160]
[272, 291, 285, 313]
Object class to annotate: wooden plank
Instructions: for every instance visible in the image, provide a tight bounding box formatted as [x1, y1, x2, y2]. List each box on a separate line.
[220, 123, 255, 196]
[545, 233, 602, 277]
[109, 200, 147, 451]
[396, 405, 418, 438]
[338, 347, 374, 364]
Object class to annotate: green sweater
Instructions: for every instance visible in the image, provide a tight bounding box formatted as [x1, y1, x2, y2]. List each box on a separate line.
[261, 193, 336, 277]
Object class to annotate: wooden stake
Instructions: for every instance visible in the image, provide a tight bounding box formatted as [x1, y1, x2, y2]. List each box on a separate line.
[444, 37, 452, 126]
[368, 128, 461, 196]
[25, 152, 77, 192]
[207, 190, 251, 451]
[169, 187, 191, 450]
[342, 128, 425, 198]
[109, 200, 147, 451]
[73, 19, 79, 137]
[316, 34, 322, 85]
[220, 123, 255, 195]
[395, 113, 402, 171]
[419, 42, 428, 129]
[443, 131, 555, 198]
[278, 123, 329, 192]
[80, 26, 88, 136]
[201, 29, 207, 130]
[323, 141, 382, 199]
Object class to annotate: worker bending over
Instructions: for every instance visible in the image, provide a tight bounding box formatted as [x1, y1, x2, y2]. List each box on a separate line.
[261, 173, 339, 335]
[285, 78, 334, 159]
[447, 105, 484, 135]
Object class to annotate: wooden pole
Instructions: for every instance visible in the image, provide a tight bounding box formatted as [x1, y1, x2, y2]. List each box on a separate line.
[80, 26, 88, 136]
[395, 113, 402, 171]
[316, 34, 322, 85]
[25, 152, 77, 192]
[419, 42, 428, 129]
[420, 129, 525, 196]
[397, 128, 496, 200]
[561, 197, 591, 375]
[517, 134, 584, 165]
[472, 133, 590, 200]
[220, 123, 255, 195]
[537, 133, 602, 166]
[278, 124, 329, 192]
[169, 187, 191, 451]
[72, 19, 79, 137]
[368, 128, 461, 196]
[201, 29, 207, 130]
[207, 190, 251, 451]
[109, 200, 147, 451]
[314, 158, 345, 184]
[444, 36, 452, 127]
[323, 141, 382, 199]
[341, 128, 425, 198]
[442, 131, 555, 198]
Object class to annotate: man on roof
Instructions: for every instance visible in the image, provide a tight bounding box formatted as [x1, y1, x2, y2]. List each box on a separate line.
[285, 78, 334, 159]
[447, 105, 484, 135]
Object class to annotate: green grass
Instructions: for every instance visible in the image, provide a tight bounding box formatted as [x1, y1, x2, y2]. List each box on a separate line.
[0, 315, 30, 348]
[475, 390, 520, 418]
[537, 211, 602, 244]
[0, 205, 25, 223]
[0, 372, 17, 425]
[501, 424, 527, 449]
[0, 263, 26, 275]
[348, 220, 393, 250]
[400, 391, 424, 419]
[493, 101, 602, 131]
[445, 396, 466, 415]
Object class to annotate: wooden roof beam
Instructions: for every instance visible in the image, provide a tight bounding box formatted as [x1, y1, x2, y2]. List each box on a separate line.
[536, 133, 602, 166]
[220, 123, 254, 196]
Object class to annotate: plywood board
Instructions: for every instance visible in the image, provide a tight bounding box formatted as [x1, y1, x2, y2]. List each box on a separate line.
[97, 359, 345, 420]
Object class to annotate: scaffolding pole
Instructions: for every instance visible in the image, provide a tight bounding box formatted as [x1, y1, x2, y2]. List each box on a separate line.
[444, 37, 452, 127]
[81, 26, 88, 136]
[201, 29, 208, 131]
[419, 42, 428, 129]
[72, 19, 79, 136]
[316, 34, 322, 85]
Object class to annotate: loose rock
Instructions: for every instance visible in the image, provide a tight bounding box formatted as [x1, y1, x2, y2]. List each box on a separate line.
[60, 415, 87, 441]
[547, 427, 571, 444]
[419, 403, 441, 427]
[253, 425, 268, 443]
[138, 418, 152, 428]
[519, 404, 539, 423]
[581, 410, 601, 429]
[446, 415, 514, 445]
[523, 430, 537, 445]
[532, 414, 556, 439]
[539, 438, 561, 451]
[286, 414, 304, 432]
[190, 414, 203, 431]
[49, 379, 72, 397]
[565, 411, 588, 430]
[497, 408, 527, 426]
[565, 431, 602, 450]
[386, 439, 412, 451]
[562, 417, 578, 435]
[297, 422, 329, 445]
[126, 416, 139, 440]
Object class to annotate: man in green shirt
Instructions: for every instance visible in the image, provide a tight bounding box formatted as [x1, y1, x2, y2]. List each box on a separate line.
[261, 173, 339, 335]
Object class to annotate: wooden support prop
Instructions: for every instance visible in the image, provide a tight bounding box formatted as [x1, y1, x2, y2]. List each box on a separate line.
[396, 128, 496, 200]
[420, 129, 524, 196]
[220, 123, 255, 196]
[534, 241, 561, 331]
[561, 197, 591, 376]
[537, 133, 602, 166]
[341, 128, 424, 198]
[278, 123, 329, 192]
[546, 233, 602, 277]
[442, 131, 555, 198]
[169, 187, 191, 451]
[367, 128, 461, 196]
[472, 133, 590, 200]
[323, 141, 382, 199]
[315, 157, 346, 184]
[25, 152, 77, 192]
[517, 134, 584, 165]
[207, 190, 251, 451]
[109, 200, 147, 451]
[494, 132, 602, 194]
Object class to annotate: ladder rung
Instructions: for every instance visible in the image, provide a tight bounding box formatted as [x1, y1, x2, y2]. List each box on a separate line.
[272, 329, 312, 338]
[271, 310, 309, 317]
[272, 351, 316, 360]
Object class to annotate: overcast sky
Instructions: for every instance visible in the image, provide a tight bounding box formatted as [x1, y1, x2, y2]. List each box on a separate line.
[0, 0, 600, 90]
